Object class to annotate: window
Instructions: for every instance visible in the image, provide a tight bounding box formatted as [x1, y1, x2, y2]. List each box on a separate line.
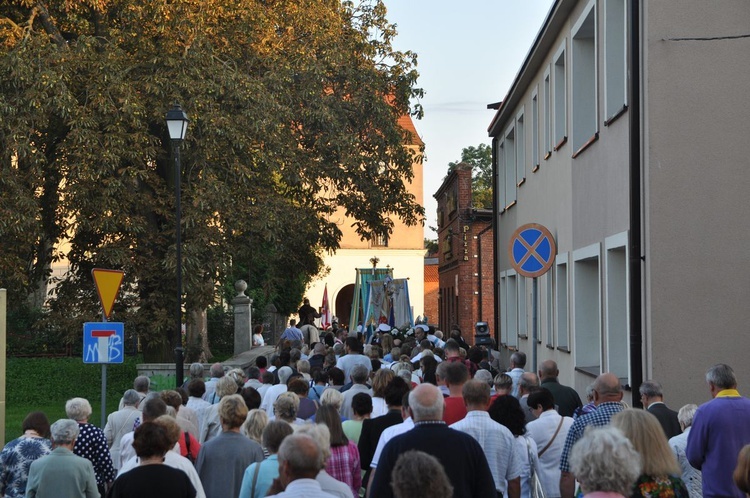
[516, 110, 526, 185]
[507, 271, 518, 348]
[572, 2, 598, 155]
[518, 275, 528, 338]
[543, 270, 554, 347]
[573, 244, 601, 374]
[504, 126, 516, 207]
[495, 138, 506, 211]
[532, 90, 540, 170]
[556, 254, 569, 350]
[553, 44, 567, 149]
[500, 273, 508, 345]
[604, 0, 627, 122]
[605, 232, 629, 380]
[543, 69, 552, 158]
[372, 233, 388, 247]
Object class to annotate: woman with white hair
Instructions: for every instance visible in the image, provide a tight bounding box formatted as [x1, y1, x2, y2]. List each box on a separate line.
[569, 426, 641, 497]
[668, 404, 702, 498]
[65, 397, 115, 497]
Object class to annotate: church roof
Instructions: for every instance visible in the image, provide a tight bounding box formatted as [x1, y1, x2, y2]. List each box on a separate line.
[398, 114, 424, 147]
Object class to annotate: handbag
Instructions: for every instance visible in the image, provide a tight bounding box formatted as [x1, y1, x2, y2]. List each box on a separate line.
[526, 437, 546, 498]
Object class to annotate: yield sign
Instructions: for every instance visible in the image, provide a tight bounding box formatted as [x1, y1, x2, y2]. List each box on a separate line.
[508, 224, 556, 278]
[92, 268, 124, 320]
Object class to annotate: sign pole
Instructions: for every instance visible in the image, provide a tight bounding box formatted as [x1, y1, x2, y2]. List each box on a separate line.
[101, 312, 108, 428]
[532, 277, 538, 373]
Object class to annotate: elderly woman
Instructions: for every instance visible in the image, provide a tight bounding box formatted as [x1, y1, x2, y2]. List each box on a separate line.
[238, 421, 293, 498]
[201, 376, 241, 443]
[569, 426, 641, 497]
[26, 419, 98, 498]
[108, 422, 196, 498]
[668, 404, 702, 498]
[287, 378, 318, 420]
[242, 409, 269, 455]
[611, 409, 689, 497]
[273, 392, 302, 425]
[196, 395, 265, 498]
[65, 397, 115, 497]
[316, 405, 362, 497]
[0, 412, 52, 498]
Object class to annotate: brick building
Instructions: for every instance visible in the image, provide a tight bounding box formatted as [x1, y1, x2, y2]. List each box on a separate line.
[434, 163, 494, 343]
[423, 259, 439, 324]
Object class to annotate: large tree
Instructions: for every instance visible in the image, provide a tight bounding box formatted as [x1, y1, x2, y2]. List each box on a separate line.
[0, 0, 424, 361]
[448, 143, 492, 208]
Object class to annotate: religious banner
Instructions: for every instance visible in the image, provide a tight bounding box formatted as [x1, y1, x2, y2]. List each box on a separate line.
[320, 284, 332, 329]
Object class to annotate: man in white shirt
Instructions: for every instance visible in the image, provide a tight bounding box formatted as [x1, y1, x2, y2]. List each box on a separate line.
[335, 337, 372, 384]
[259, 366, 293, 415]
[450, 380, 522, 498]
[507, 351, 527, 398]
[266, 434, 337, 498]
[526, 387, 574, 498]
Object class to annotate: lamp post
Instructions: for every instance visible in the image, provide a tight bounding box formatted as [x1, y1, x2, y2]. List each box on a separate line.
[166, 103, 189, 389]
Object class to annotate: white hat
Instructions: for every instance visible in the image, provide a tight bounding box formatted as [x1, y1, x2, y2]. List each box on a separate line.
[416, 324, 429, 332]
[377, 323, 392, 332]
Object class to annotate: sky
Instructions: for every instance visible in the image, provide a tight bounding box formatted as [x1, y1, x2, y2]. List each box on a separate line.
[383, 1, 556, 239]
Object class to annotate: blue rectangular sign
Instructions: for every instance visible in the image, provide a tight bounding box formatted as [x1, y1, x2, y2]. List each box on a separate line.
[83, 322, 125, 364]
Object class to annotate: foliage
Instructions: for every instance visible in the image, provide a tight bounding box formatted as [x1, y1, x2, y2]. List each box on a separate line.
[206, 305, 234, 358]
[0, 0, 424, 361]
[447, 143, 493, 208]
[423, 238, 438, 255]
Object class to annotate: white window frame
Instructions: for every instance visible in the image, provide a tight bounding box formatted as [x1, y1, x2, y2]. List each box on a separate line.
[516, 108, 526, 185]
[573, 243, 602, 374]
[500, 272, 508, 345]
[518, 275, 528, 338]
[555, 253, 569, 351]
[543, 68, 552, 158]
[571, 0, 598, 155]
[496, 138, 506, 212]
[531, 88, 540, 170]
[604, 232, 629, 381]
[553, 41, 567, 150]
[604, 0, 628, 123]
[507, 270, 518, 348]
[504, 125, 517, 208]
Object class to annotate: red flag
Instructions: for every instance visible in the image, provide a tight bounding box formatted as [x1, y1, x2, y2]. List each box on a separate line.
[321, 284, 332, 329]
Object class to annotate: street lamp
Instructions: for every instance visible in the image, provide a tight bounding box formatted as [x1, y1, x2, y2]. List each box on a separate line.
[166, 103, 189, 389]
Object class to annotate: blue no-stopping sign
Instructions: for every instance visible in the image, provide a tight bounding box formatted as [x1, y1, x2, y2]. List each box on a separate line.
[509, 224, 557, 278]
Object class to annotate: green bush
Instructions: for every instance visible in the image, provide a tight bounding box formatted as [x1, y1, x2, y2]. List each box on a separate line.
[5, 356, 139, 439]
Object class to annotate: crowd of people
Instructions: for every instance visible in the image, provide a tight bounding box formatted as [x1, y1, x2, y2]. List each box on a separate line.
[2, 319, 750, 498]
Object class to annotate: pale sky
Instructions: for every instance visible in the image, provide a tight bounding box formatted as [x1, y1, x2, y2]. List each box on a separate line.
[383, 1, 555, 238]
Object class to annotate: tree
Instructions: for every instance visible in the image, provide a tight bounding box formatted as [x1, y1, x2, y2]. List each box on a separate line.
[447, 143, 492, 208]
[0, 0, 424, 361]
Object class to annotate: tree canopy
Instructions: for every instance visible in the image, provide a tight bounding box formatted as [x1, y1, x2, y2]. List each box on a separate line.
[447, 143, 492, 208]
[0, 0, 424, 360]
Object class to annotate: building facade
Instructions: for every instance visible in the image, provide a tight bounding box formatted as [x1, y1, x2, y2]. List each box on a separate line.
[305, 115, 426, 328]
[489, 0, 750, 407]
[434, 163, 494, 342]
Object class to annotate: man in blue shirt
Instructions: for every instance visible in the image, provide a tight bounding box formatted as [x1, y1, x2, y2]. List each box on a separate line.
[280, 319, 303, 342]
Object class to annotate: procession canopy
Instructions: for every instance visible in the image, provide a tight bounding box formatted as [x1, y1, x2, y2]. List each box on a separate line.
[349, 268, 414, 337]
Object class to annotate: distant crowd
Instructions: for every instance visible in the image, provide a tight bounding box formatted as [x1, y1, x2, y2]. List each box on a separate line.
[2, 317, 750, 498]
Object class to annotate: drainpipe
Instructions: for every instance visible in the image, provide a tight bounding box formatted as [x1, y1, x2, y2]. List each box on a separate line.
[628, 0, 644, 407]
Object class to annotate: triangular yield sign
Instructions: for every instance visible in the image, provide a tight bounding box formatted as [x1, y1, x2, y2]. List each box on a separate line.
[92, 268, 124, 320]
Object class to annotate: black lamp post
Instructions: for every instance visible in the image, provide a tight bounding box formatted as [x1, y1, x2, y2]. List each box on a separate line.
[166, 103, 189, 388]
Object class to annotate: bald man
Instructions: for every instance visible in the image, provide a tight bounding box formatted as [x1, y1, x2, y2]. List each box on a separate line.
[538, 360, 582, 418]
[368, 384, 496, 498]
[558, 372, 624, 498]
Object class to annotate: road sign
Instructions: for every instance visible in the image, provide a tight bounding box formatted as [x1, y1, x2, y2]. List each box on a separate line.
[509, 223, 557, 278]
[83, 322, 124, 364]
[92, 269, 124, 320]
